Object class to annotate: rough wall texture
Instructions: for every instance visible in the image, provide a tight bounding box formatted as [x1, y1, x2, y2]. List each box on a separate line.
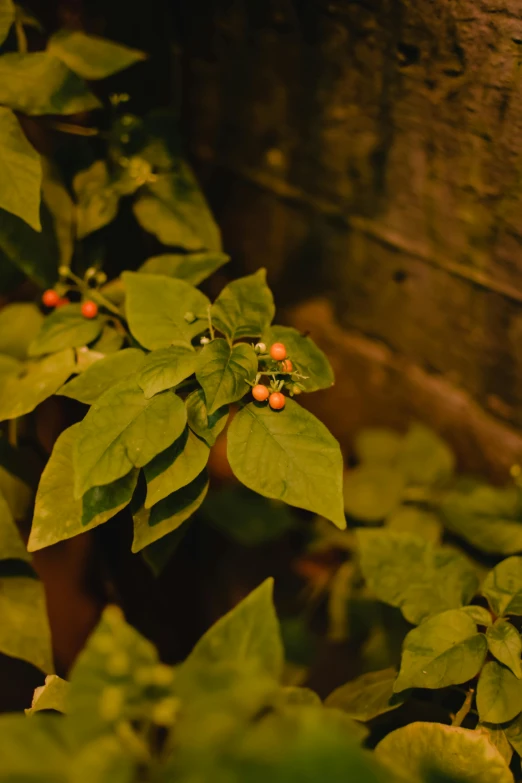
[174, 0, 522, 468]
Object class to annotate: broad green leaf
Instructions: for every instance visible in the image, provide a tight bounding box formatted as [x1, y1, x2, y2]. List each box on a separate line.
[211, 269, 275, 341]
[476, 723, 513, 766]
[69, 735, 136, 783]
[132, 470, 208, 551]
[394, 609, 487, 692]
[0, 206, 58, 287]
[0, 489, 29, 561]
[477, 661, 522, 723]
[73, 381, 186, 497]
[123, 271, 209, 350]
[92, 326, 124, 355]
[0, 353, 21, 376]
[325, 668, 406, 722]
[227, 400, 345, 529]
[356, 530, 479, 625]
[279, 686, 322, 707]
[41, 158, 74, 267]
[375, 721, 514, 783]
[505, 713, 522, 755]
[0, 52, 102, 115]
[73, 161, 120, 239]
[0, 575, 54, 672]
[442, 485, 522, 555]
[461, 605, 493, 627]
[344, 466, 405, 522]
[0, 713, 69, 780]
[0, 107, 41, 231]
[385, 506, 442, 543]
[29, 304, 103, 357]
[354, 428, 403, 465]
[197, 339, 258, 414]
[59, 348, 145, 405]
[144, 427, 209, 507]
[487, 620, 522, 677]
[0, 302, 43, 359]
[48, 30, 145, 80]
[263, 325, 334, 392]
[139, 251, 230, 285]
[29, 424, 138, 551]
[26, 674, 69, 715]
[0, 457, 33, 521]
[186, 387, 228, 446]
[132, 163, 221, 251]
[201, 486, 295, 546]
[0, 348, 74, 420]
[181, 578, 284, 681]
[0, 0, 14, 45]
[482, 557, 522, 616]
[68, 605, 168, 743]
[138, 345, 197, 399]
[396, 423, 454, 486]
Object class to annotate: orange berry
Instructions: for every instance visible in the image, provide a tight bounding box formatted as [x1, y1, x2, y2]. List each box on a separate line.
[81, 300, 98, 319]
[42, 289, 60, 307]
[270, 342, 287, 361]
[281, 359, 293, 372]
[252, 384, 269, 402]
[269, 392, 286, 410]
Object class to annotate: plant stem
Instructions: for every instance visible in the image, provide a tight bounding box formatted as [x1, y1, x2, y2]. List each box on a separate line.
[7, 419, 18, 448]
[15, 20, 27, 53]
[452, 688, 475, 727]
[50, 121, 99, 137]
[207, 305, 215, 341]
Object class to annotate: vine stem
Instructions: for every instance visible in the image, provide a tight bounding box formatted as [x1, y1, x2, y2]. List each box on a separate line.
[15, 19, 27, 53]
[64, 269, 127, 320]
[207, 305, 215, 340]
[452, 687, 475, 727]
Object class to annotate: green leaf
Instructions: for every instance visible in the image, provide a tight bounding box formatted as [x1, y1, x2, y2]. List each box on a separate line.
[505, 713, 522, 756]
[375, 721, 514, 783]
[139, 251, 230, 285]
[48, 30, 145, 80]
[29, 304, 103, 357]
[0, 206, 58, 287]
[201, 486, 295, 546]
[0, 349, 74, 420]
[123, 271, 209, 350]
[442, 485, 522, 555]
[325, 668, 407, 722]
[354, 428, 403, 465]
[477, 661, 522, 723]
[263, 325, 334, 392]
[385, 506, 442, 543]
[69, 735, 137, 783]
[0, 52, 102, 115]
[227, 399, 345, 529]
[59, 348, 145, 405]
[197, 339, 258, 414]
[29, 424, 138, 551]
[138, 345, 197, 399]
[344, 466, 405, 522]
[461, 606, 493, 627]
[487, 620, 522, 677]
[73, 161, 120, 239]
[476, 723, 513, 766]
[0, 489, 29, 561]
[482, 557, 522, 616]
[0, 713, 69, 779]
[279, 686, 322, 708]
[211, 269, 275, 341]
[396, 423, 455, 486]
[186, 388, 228, 446]
[394, 609, 487, 692]
[68, 605, 167, 743]
[0, 575, 54, 672]
[144, 427, 209, 507]
[73, 381, 187, 498]
[26, 674, 69, 716]
[41, 158, 74, 267]
[356, 530, 479, 625]
[0, 302, 43, 359]
[132, 470, 208, 551]
[0, 451, 33, 522]
[132, 163, 222, 251]
[181, 578, 284, 681]
[0, 107, 41, 231]
[0, 0, 14, 45]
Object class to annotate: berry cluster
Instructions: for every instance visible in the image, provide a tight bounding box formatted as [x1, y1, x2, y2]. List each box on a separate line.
[42, 290, 98, 319]
[251, 342, 301, 411]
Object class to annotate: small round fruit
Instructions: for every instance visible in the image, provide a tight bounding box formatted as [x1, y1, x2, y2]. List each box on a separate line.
[269, 392, 286, 410]
[55, 297, 69, 308]
[81, 300, 98, 319]
[270, 342, 287, 361]
[255, 342, 267, 353]
[42, 289, 60, 308]
[281, 359, 293, 372]
[252, 384, 269, 402]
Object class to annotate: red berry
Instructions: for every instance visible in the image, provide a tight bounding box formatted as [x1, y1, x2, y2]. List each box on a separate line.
[269, 392, 286, 410]
[42, 289, 60, 308]
[81, 300, 98, 319]
[252, 384, 269, 402]
[281, 359, 293, 372]
[270, 342, 287, 361]
[55, 297, 69, 308]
